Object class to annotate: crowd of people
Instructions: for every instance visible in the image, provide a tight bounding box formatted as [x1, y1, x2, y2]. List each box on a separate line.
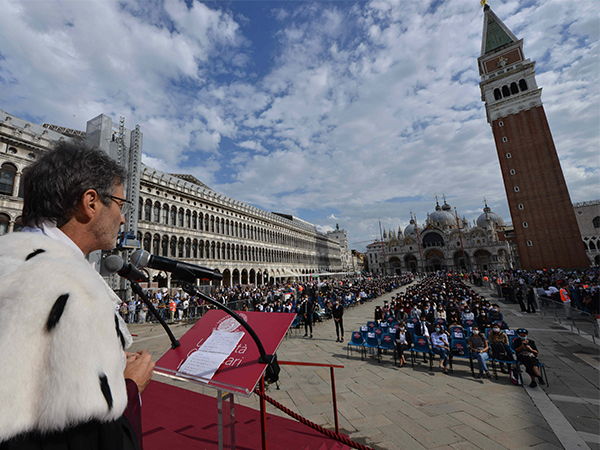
[468, 268, 599, 315]
[116, 267, 593, 390]
[118, 274, 415, 326]
[370, 274, 547, 387]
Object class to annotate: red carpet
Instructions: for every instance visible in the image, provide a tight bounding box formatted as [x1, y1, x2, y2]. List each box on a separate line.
[141, 381, 352, 450]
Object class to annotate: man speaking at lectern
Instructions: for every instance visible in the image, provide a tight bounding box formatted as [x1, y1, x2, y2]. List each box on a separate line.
[0, 141, 154, 450]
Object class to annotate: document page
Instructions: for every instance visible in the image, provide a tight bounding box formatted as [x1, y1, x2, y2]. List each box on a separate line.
[179, 330, 244, 380]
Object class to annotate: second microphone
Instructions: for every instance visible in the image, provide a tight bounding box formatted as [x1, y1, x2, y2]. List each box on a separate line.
[130, 249, 223, 283]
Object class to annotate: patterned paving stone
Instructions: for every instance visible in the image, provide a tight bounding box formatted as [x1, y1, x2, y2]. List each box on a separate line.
[127, 280, 587, 450]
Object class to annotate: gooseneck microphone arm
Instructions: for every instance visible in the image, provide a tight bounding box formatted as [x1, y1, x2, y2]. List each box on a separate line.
[130, 281, 181, 350]
[179, 282, 279, 383]
[102, 254, 180, 349]
[129, 250, 279, 383]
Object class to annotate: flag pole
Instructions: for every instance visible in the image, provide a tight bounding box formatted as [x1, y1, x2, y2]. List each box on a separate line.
[378, 219, 387, 276]
[413, 213, 424, 273]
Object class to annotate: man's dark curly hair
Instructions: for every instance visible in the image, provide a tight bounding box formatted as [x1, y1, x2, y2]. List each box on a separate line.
[22, 140, 127, 228]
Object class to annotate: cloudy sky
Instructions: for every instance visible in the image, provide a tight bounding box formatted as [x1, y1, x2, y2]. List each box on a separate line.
[1, 0, 598, 250]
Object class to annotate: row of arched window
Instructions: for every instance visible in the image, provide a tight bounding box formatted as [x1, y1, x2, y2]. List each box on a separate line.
[583, 239, 597, 251]
[0, 213, 23, 235]
[0, 163, 23, 197]
[493, 79, 528, 100]
[138, 196, 315, 250]
[138, 232, 319, 265]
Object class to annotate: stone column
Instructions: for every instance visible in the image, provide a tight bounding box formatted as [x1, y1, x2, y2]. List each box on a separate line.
[12, 172, 21, 197]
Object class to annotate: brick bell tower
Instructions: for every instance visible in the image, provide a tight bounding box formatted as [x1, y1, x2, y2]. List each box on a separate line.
[477, 3, 589, 270]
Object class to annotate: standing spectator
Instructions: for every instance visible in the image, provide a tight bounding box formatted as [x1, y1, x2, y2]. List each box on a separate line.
[516, 288, 527, 312]
[526, 287, 537, 314]
[138, 302, 148, 324]
[183, 297, 189, 319]
[169, 298, 176, 323]
[374, 305, 384, 324]
[300, 297, 313, 338]
[559, 284, 572, 318]
[128, 300, 136, 324]
[332, 299, 344, 342]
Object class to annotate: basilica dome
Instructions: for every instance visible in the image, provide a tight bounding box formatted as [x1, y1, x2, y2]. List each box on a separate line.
[404, 219, 416, 235]
[476, 204, 505, 229]
[429, 202, 455, 228]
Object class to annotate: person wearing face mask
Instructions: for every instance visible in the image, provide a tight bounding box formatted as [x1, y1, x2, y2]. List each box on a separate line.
[468, 326, 491, 378]
[476, 310, 493, 330]
[461, 306, 474, 322]
[488, 304, 503, 321]
[514, 329, 544, 387]
[394, 321, 413, 368]
[430, 325, 450, 374]
[489, 325, 511, 373]
[434, 305, 446, 320]
[447, 309, 461, 328]
[415, 314, 433, 337]
[374, 305, 384, 324]
[332, 299, 344, 342]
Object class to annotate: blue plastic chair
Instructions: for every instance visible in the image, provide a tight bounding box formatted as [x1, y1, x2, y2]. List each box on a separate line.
[490, 343, 518, 381]
[495, 320, 509, 329]
[450, 326, 466, 340]
[287, 314, 301, 337]
[347, 331, 365, 360]
[380, 322, 389, 334]
[405, 322, 417, 340]
[435, 318, 447, 329]
[449, 337, 474, 376]
[374, 327, 384, 342]
[484, 328, 492, 341]
[378, 333, 397, 364]
[364, 332, 380, 359]
[360, 326, 369, 341]
[411, 336, 433, 370]
[462, 319, 474, 337]
[367, 321, 377, 332]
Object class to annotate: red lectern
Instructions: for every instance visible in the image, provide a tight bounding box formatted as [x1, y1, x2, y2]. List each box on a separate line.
[154, 310, 295, 450]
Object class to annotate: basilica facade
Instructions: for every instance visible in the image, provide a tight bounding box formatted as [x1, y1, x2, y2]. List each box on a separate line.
[366, 200, 515, 274]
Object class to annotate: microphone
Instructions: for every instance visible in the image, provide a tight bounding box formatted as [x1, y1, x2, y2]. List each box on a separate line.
[102, 254, 148, 282]
[130, 249, 223, 282]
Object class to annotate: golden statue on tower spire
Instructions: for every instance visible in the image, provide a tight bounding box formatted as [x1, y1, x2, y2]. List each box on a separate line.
[481, 0, 488, 7]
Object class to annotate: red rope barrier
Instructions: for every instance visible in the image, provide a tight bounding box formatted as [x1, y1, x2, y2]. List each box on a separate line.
[253, 388, 375, 450]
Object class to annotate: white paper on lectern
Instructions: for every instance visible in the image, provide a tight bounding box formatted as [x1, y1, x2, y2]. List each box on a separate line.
[201, 330, 245, 354]
[179, 331, 244, 380]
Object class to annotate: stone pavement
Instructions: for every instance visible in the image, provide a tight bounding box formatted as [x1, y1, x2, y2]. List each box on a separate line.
[128, 281, 599, 450]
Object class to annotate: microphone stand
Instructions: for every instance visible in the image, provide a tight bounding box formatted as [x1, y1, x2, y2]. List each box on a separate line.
[129, 280, 180, 349]
[180, 281, 280, 384]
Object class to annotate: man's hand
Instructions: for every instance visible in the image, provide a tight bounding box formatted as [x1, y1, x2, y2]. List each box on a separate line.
[124, 350, 155, 394]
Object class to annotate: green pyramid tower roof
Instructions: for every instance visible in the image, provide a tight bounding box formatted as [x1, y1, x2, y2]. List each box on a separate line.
[485, 14, 513, 53]
[481, 5, 519, 56]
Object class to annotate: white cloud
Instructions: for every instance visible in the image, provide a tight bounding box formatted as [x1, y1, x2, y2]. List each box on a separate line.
[1, 0, 598, 251]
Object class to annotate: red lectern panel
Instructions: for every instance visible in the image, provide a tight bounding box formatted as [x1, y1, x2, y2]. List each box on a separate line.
[155, 310, 295, 396]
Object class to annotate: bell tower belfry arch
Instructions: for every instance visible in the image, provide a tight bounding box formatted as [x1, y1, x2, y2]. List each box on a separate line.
[477, 3, 588, 269]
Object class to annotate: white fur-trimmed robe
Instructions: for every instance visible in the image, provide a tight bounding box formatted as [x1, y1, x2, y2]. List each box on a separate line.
[0, 233, 133, 442]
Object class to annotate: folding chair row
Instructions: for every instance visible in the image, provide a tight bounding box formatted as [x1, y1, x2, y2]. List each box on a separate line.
[347, 331, 397, 364]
